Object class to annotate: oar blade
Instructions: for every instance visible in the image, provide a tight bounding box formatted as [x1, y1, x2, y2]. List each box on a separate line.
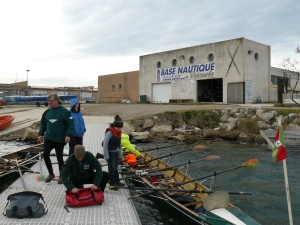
[204, 155, 221, 161]
[193, 145, 206, 150]
[242, 158, 260, 167]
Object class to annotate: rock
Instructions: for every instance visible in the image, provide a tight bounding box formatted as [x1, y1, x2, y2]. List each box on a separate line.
[142, 119, 154, 129]
[23, 128, 39, 141]
[254, 134, 267, 143]
[257, 121, 271, 129]
[285, 124, 300, 131]
[122, 121, 135, 134]
[292, 118, 300, 124]
[151, 125, 173, 133]
[170, 135, 185, 142]
[236, 133, 253, 143]
[220, 112, 230, 122]
[288, 113, 298, 120]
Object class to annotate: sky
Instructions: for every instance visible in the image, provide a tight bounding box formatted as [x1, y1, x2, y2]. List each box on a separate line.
[0, 0, 299, 88]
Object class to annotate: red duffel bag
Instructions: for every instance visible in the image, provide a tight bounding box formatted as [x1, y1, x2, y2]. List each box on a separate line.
[66, 187, 104, 207]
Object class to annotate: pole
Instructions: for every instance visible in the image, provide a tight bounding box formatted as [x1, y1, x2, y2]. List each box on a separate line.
[26, 69, 30, 95]
[283, 159, 293, 225]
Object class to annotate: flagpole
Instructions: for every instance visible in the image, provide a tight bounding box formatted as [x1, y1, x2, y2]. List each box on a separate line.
[283, 159, 293, 225]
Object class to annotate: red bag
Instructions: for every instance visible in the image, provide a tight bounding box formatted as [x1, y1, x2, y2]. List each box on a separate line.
[66, 187, 104, 207]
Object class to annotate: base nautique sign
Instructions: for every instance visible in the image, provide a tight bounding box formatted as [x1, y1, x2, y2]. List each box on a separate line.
[156, 63, 215, 82]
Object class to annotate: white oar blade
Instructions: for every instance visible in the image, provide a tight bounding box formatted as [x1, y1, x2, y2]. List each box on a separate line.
[210, 208, 246, 225]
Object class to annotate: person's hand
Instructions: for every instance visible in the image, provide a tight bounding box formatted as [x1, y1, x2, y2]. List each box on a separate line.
[65, 136, 71, 143]
[71, 187, 79, 193]
[90, 184, 97, 190]
[38, 136, 44, 143]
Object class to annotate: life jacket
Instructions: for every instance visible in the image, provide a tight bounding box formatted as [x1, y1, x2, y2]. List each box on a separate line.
[125, 154, 137, 165]
[105, 127, 122, 151]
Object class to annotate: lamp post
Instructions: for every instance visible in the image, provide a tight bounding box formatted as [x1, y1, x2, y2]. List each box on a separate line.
[26, 69, 30, 95]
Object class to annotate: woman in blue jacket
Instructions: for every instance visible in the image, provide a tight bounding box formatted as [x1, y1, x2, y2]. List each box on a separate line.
[69, 99, 86, 156]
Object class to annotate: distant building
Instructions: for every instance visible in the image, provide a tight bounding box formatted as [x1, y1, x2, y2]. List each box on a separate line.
[98, 71, 139, 103]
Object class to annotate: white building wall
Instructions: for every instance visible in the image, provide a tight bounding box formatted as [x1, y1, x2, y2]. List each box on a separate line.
[140, 37, 271, 103]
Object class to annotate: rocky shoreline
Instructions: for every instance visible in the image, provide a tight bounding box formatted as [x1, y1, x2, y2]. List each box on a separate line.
[3, 106, 299, 146]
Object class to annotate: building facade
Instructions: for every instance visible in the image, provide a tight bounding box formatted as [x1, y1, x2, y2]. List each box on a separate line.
[98, 71, 139, 103]
[139, 37, 271, 103]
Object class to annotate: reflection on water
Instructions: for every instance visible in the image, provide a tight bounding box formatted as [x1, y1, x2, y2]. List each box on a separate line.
[1, 141, 299, 224]
[134, 141, 300, 225]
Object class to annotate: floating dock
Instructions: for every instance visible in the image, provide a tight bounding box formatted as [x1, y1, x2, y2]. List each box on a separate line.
[260, 129, 300, 150]
[0, 122, 141, 225]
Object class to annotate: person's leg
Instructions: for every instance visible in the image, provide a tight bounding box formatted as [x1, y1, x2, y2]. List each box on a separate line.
[99, 171, 110, 191]
[68, 137, 76, 156]
[54, 142, 65, 176]
[107, 152, 118, 184]
[77, 137, 83, 145]
[43, 139, 54, 175]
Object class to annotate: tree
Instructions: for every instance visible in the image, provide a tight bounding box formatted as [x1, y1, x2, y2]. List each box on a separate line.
[281, 46, 300, 106]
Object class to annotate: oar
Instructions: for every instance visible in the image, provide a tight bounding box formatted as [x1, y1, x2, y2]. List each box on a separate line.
[107, 186, 253, 198]
[0, 158, 32, 171]
[126, 158, 260, 199]
[140, 140, 197, 152]
[119, 156, 220, 181]
[144, 146, 206, 164]
[123, 146, 206, 168]
[15, 158, 28, 191]
[0, 165, 41, 175]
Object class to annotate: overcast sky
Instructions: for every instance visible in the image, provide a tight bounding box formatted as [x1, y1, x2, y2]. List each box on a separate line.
[0, 0, 299, 88]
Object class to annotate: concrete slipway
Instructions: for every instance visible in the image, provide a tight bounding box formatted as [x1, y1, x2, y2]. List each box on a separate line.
[0, 117, 142, 224]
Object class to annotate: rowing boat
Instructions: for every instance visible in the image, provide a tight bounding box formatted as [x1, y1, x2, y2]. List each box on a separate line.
[0, 115, 15, 131]
[0, 143, 43, 179]
[120, 149, 261, 225]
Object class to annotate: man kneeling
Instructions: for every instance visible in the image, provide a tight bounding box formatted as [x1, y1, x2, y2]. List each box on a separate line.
[61, 145, 109, 193]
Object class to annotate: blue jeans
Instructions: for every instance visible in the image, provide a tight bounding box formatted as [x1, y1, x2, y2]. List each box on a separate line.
[107, 151, 119, 184]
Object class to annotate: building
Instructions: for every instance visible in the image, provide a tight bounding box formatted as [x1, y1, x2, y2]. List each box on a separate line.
[139, 37, 273, 103]
[98, 71, 139, 103]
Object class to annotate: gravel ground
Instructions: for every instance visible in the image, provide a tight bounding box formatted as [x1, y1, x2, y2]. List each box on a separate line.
[80, 103, 237, 120]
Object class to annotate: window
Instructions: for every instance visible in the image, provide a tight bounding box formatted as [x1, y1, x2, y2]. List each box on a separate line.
[119, 84, 122, 90]
[207, 53, 214, 62]
[271, 75, 278, 85]
[156, 61, 161, 68]
[112, 85, 115, 91]
[254, 53, 259, 61]
[189, 56, 195, 64]
[172, 59, 177, 66]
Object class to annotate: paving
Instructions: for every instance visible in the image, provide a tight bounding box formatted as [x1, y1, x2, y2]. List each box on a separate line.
[0, 121, 141, 225]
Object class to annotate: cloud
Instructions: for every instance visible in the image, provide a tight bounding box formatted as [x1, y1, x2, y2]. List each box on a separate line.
[0, 0, 299, 87]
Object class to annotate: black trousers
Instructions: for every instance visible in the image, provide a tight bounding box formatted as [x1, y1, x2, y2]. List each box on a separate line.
[71, 171, 110, 191]
[69, 136, 83, 156]
[43, 139, 65, 176]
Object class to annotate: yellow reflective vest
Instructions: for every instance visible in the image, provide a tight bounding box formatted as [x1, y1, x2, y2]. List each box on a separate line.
[121, 134, 141, 157]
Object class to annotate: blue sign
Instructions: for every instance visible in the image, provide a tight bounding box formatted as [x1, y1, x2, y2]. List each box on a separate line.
[156, 63, 215, 81]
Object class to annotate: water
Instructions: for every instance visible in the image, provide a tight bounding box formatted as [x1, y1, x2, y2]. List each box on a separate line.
[1, 141, 299, 224]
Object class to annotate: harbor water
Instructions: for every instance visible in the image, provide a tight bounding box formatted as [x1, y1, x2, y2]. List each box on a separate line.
[1, 140, 299, 225]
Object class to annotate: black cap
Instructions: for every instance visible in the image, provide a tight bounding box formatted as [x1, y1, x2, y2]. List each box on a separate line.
[113, 115, 123, 128]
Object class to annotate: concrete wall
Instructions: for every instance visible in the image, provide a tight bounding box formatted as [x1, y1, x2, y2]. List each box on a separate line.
[243, 39, 271, 103]
[98, 71, 139, 103]
[139, 37, 271, 103]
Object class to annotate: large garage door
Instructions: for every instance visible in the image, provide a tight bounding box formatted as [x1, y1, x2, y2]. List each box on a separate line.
[227, 82, 244, 103]
[152, 83, 171, 103]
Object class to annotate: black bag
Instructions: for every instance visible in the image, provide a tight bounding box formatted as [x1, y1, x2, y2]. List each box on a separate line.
[3, 191, 47, 218]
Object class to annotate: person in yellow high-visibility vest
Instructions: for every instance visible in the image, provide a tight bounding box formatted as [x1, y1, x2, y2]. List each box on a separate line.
[121, 134, 141, 157]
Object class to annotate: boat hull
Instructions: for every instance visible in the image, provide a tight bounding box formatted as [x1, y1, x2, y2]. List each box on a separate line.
[121, 149, 261, 225]
[0, 115, 15, 131]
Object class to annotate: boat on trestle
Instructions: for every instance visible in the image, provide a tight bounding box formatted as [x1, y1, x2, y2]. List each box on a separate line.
[120, 149, 261, 225]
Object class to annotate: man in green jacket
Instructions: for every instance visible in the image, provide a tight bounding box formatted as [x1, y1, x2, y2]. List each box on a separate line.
[38, 93, 75, 184]
[61, 145, 109, 193]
